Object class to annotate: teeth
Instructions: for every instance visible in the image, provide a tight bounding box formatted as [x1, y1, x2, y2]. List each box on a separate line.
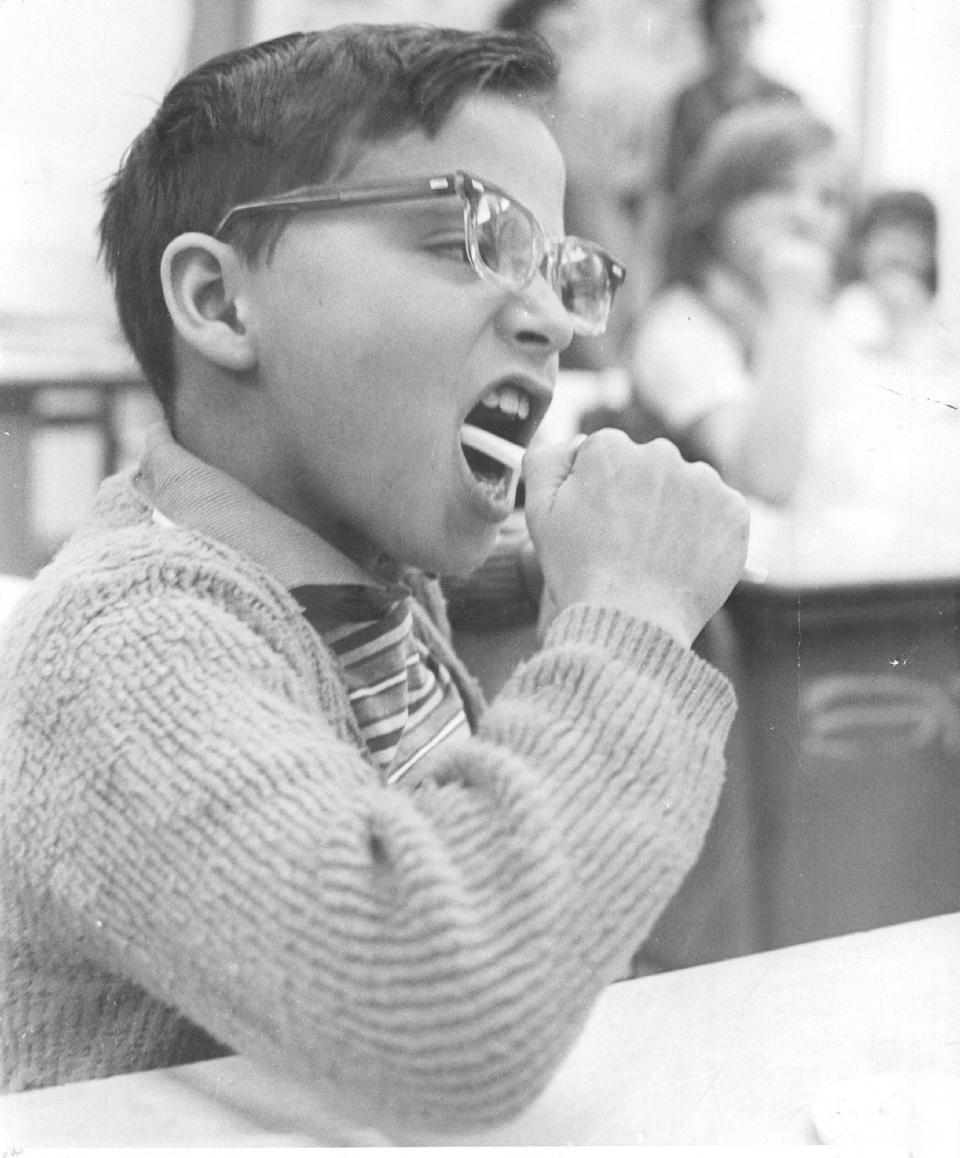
[479, 385, 530, 421]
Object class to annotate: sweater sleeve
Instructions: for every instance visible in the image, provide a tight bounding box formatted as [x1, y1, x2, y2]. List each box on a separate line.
[12, 563, 734, 1133]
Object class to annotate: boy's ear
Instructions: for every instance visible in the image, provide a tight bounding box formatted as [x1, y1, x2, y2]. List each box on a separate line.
[161, 233, 257, 373]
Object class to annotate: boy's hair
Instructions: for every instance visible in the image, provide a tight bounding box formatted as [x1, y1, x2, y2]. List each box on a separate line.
[99, 24, 558, 422]
[666, 101, 838, 287]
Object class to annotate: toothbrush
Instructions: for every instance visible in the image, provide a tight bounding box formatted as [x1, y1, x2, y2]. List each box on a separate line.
[460, 424, 526, 472]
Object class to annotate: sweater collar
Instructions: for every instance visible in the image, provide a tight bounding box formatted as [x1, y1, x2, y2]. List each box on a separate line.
[136, 422, 380, 589]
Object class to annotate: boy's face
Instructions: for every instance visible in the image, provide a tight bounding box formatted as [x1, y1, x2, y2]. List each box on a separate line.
[233, 95, 572, 576]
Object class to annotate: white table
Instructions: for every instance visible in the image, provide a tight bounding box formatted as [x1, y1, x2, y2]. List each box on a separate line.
[0, 575, 28, 625]
[4, 912, 958, 1148]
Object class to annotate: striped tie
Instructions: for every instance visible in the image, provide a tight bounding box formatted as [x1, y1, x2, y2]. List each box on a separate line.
[291, 584, 469, 784]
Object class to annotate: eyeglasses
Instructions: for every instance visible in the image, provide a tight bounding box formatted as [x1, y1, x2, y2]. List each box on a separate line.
[214, 170, 626, 336]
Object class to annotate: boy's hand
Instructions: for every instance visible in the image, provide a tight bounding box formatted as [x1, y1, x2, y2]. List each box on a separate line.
[523, 431, 750, 647]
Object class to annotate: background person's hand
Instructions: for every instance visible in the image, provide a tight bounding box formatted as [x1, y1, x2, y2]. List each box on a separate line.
[759, 234, 834, 306]
[523, 431, 750, 646]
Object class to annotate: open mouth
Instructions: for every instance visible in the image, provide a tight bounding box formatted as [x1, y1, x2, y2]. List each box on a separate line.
[460, 382, 537, 506]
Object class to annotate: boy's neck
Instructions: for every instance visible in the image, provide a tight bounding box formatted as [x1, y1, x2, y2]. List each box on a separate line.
[171, 370, 401, 584]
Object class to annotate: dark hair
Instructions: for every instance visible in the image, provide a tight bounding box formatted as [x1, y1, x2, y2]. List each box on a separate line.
[495, 0, 571, 33]
[698, 0, 723, 35]
[850, 188, 939, 292]
[698, 0, 757, 39]
[99, 24, 558, 421]
[666, 101, 838, 286]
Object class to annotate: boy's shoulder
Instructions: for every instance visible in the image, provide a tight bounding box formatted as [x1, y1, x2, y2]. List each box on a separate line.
[2, 465, 459, 690]
[51, 467, 263, 590]
[3, 471, 296, 659]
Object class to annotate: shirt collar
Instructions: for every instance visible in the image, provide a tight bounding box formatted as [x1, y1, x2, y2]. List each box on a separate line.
[136, 422, 380, 589]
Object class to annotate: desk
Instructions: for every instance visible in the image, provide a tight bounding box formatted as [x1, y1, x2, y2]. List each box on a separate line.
[730, 501, 960, 953]
[3, 913, 958, 1147]
[728, 575, 960, 951]
[639, 494, 960, 971]
[0, 319, 150, 575]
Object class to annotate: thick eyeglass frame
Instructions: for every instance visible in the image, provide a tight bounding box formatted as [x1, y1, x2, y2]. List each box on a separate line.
[213, 170, 626, 336]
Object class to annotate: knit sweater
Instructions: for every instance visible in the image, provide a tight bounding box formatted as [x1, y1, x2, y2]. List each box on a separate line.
[0, 464, 735, 1132]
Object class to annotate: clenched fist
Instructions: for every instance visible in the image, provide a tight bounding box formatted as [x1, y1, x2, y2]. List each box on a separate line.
[523, 431, 750, 647]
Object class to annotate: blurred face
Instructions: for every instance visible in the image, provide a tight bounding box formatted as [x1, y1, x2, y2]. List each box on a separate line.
[860, 223, 935, 304]
[709, 0, 764, 67]
[233, 95, 573, 577]
[537, 1, 593, 60]
[716, 146, 848, 284]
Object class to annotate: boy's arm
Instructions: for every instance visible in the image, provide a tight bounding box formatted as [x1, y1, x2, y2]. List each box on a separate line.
[16, 547, 732, 1136]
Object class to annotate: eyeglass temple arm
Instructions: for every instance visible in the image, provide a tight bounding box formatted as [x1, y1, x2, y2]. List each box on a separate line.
[214, 175, 460, 236]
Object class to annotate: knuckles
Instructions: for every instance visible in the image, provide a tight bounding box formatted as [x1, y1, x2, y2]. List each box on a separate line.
[529, 430, 750, 540]
[579, 432, 741, 501]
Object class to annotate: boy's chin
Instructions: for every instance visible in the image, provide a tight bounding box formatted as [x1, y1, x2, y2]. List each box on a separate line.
[353, 525, 498, 583]
[414, 528, 501, 580]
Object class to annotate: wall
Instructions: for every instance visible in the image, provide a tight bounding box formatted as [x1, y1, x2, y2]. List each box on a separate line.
[868, 0, 960, 329]
[760, 0, 868, 149]
[0, 0, 191, 326]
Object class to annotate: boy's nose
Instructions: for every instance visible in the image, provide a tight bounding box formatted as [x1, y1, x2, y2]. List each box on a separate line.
[497, 276, 575, 355]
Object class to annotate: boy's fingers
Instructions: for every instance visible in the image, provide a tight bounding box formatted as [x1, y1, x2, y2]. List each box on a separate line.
[523, 433, 587, 494]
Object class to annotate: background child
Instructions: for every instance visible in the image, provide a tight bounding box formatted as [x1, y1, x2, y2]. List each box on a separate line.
[835, 188, 960, 377]
[0, 23, 748, 1136]
[663, 0, 802, 193]
[630, 102, 850, 505]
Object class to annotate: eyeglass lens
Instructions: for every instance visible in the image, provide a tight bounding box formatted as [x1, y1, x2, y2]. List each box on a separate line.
[560, 244, 610, 330]
[474, 192, 540, 286]
[472, 189, 611, 332]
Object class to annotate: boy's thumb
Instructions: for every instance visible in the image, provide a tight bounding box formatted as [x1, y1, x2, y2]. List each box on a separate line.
[522, 432, 587, 498]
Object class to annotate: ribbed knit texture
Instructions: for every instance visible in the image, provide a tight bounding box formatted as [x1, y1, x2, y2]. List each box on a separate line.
[0, 467, 735, 1132]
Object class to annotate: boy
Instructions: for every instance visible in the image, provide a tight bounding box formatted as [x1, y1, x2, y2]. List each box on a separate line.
[0, 24, 748, 1134]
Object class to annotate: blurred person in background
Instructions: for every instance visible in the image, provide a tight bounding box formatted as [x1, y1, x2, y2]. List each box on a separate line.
[629, 102, 851, 506]
[834, 188, 960, 383]
[663, 0, 801, 195]
[496, 0, 667, 367]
